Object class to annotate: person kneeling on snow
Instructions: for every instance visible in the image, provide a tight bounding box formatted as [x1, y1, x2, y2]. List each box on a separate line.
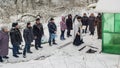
[0, 26, 9, 62]
[73, 16, 84, 46]
[23, 22, 34, 58]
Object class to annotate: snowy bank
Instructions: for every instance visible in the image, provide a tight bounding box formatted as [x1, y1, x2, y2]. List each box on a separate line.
[95, 0, 120, 13]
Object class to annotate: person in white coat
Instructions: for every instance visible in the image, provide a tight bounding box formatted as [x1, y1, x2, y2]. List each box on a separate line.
[73, 16, 84, 46]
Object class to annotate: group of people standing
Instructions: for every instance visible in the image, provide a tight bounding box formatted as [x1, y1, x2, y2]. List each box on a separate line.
[60, 14, 73, 40]
[0, 13, 102, 62]
[0, 17, 59, 62]
[0, 18, 44, 62]
[10, 18, 45, 58]
[60, 13, 102, 46]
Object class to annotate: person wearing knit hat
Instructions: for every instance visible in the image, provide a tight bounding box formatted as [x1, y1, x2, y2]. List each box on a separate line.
[10, 22, 23, 58]
[23, 22, 34, 58]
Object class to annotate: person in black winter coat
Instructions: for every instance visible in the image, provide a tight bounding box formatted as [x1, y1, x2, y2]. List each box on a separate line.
[66, 14, 73, 37]
[48, 18, 57, 46]
[81, 13, 89, 33]
[88, 13, 96, 35]
[33, 18, 44, 50]
[10, 23, 22, 58]
[23, 22, 34, 58]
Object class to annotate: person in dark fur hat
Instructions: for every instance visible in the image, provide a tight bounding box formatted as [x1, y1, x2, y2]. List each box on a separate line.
[10, 22, 23, 58]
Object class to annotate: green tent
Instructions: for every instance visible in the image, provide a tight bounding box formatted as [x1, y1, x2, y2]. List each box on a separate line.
[95, 0, 120, 54]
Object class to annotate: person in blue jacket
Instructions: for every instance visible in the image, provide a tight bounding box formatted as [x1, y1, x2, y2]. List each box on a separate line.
[48, 18, 57, 46]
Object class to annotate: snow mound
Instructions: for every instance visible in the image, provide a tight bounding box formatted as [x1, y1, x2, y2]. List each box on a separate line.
[95, 0, 120, 13]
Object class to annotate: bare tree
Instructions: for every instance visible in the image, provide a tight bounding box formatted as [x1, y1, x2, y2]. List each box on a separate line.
[69, 0, 75, 6]
[48, 0, 52, 7]
[31, 0, 36, 10]
[21, 0, 25, 13]
[14, 0, 18, 4]
[92, 0, 94, 3]
[87, 0, 89, 4]
[95, 0, 98, 3]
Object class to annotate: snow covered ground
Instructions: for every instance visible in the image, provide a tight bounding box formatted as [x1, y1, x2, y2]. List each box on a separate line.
[0, 16, 120, 68]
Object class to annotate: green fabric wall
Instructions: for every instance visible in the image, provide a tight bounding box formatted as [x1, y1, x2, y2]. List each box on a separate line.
[102, 13, 120, 54]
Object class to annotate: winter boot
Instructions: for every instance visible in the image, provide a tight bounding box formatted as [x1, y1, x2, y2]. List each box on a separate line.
[13, 55, 19, 58]
[35, 45, 39, 50]
[17, 52, 22, 54]
[23, 55, 26, 58]
[27, 51, 33, 54]
[0, 56, 3, 62]
[53, 42, 57, 45]
[3, 56, 9, 59]
[38, 46, 43, 48]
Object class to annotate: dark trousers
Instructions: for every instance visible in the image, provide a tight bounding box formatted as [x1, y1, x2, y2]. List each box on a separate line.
[0, 56, 2, 61]
[60, 30, 65, 40]
[35, 37, 42, 49]
[49, 33, 55, 45]
[67, 29, 71, 37]
[12, 43, 19, 56]
[97, 25, 102, 39]
[90, 31, 94, 35]
[85, 25, 88, 33]
[23, 43, 31, 56]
